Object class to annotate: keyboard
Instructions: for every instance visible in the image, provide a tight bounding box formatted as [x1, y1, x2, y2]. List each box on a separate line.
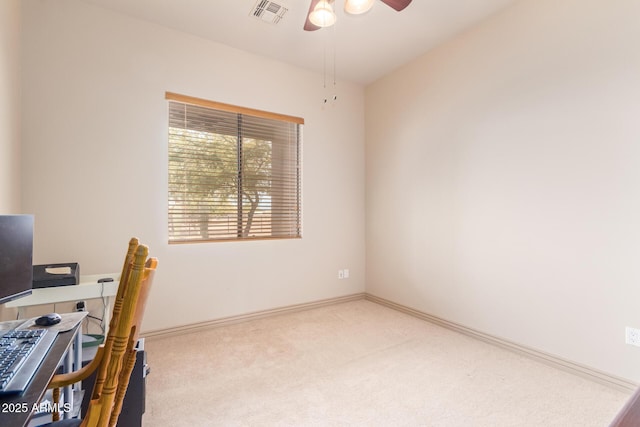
[0, 328, 58, 395]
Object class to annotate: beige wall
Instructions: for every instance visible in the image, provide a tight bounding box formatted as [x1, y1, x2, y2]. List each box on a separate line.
[0, 0, 23, 322]
[0, 0, 22, 213]
[366, 0, 640, 381]
[20, 0, 366, 332]
[17, 0, 640, 384]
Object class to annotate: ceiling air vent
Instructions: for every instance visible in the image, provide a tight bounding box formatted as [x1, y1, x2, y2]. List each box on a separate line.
[250, 0, 288, 24]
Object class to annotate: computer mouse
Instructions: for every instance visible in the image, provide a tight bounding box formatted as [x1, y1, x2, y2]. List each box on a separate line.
[35, 313, 62, 327]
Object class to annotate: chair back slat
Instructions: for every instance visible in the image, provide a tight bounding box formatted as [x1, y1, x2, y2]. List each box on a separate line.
[92, 237, 139, 399]
[109, 332, 138, 427]
[97, 245, 149, 426]
[77, 239, 157, 427]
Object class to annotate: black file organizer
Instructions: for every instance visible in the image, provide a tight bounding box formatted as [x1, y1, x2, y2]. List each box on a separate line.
[32, 263, 80, 289]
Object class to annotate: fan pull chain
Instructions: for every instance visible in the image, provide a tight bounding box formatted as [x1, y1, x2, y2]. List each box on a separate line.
[323, 19, 327, 103]
[332, 18, 337, 103]
[322, 20, 338, 106]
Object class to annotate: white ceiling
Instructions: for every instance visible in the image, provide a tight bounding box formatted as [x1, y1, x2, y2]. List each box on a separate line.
[81, 0, 521, 85]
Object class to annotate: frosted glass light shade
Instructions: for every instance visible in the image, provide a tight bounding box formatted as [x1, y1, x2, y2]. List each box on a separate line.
[345, 0, 375, 15]
[309, 1, 337, 27]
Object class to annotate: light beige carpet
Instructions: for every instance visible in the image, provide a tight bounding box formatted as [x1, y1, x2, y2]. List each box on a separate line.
[142, 300, 630, 426]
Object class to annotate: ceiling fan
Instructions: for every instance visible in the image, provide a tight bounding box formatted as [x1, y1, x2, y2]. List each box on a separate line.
[304, 0, 412, 31]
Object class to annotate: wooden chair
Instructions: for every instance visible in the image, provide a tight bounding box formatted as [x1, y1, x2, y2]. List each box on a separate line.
[42, 238, 158, 427]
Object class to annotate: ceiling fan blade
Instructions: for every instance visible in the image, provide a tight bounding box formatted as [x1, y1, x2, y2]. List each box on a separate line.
[304, 0, 322, 31]
[380, 0, 412, 12]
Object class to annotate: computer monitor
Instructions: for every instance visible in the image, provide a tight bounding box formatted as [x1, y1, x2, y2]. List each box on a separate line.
[0, 215, 34, 305]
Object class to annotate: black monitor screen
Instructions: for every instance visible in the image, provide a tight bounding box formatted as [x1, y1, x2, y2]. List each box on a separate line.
[0, 215, 34, 305]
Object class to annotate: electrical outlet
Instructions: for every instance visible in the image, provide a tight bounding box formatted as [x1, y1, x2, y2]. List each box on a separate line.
[343, 269, 349, 279]
[626, 327, 640, 347]
[338, 270, 344, 279]
[75, 300, 86, 312]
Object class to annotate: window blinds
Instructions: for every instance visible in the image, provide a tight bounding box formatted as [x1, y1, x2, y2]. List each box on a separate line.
[166, 92, 302, 243]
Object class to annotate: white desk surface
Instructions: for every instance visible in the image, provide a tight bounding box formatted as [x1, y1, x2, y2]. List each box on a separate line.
[5, 273, 120, 308]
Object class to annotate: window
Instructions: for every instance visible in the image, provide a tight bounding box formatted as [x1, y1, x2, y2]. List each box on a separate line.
[166, 92, 303, 243]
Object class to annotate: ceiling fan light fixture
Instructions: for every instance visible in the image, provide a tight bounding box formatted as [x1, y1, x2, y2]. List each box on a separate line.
[344, 0, 375, 15]
[309, 1, 337, 27]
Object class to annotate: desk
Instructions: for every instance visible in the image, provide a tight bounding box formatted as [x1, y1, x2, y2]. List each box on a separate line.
[6, 274, 119, 332]
[0, 312, 86, 427]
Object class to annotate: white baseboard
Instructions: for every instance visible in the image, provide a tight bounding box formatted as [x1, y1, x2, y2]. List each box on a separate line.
[141, 293, 366, 340]
[140, 290, 636, 392]
[365, 293, 637, 393]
